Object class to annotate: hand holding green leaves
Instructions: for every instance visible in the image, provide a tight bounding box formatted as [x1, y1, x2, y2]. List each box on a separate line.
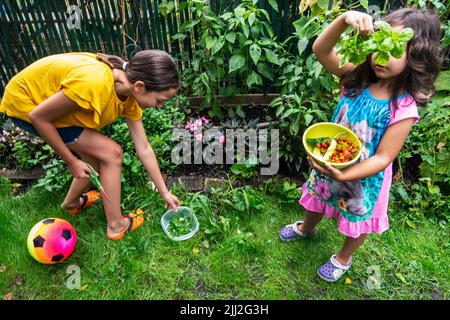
[337, 20, 414, 67]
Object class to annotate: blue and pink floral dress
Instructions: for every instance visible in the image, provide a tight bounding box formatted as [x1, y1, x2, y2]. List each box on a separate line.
[300, 87, 419, 238]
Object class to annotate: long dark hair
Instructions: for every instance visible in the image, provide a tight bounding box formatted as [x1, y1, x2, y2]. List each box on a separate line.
[340, 8, 442, 108]
[96, 50, 179, 92]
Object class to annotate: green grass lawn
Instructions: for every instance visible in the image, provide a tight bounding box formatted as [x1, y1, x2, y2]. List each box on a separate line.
[0, 181, 448, 300]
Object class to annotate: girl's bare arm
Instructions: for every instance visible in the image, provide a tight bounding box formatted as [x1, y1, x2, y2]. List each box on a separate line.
[308, 118, 415, 181]
[28, 91, 91, 178]
[312, 11, 373, 77]
[126, 118, 181, 210]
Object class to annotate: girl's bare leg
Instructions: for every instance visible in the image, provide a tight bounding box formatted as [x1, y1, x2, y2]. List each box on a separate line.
[335, 234, 368, 265]
[298, 210, 325, 233]
[67, 129, 129, 237]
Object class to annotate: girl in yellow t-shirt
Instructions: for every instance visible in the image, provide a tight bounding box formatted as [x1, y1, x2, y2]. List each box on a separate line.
[0, 50, 181, 240]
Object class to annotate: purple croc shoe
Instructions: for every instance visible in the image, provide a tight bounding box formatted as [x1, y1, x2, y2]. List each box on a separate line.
[317, 254, 352, 282]
[279, 221, 315, 242]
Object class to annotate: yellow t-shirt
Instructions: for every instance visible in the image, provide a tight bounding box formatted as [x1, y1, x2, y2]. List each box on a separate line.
[0, 52, 142, 130]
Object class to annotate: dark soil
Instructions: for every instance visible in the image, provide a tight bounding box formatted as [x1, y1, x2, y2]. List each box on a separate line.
[170, 161, 304, 187]
[392, 154, 421, 185]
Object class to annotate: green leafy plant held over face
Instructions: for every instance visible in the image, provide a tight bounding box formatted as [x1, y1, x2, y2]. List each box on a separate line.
[337, 21, 414, 67]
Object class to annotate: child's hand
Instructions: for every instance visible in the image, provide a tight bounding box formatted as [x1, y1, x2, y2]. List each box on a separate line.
[67, 159, 92, 179]
[162, 192, 181, 211]
[307, 156, 346, 181]
[342, 10, 374, 36]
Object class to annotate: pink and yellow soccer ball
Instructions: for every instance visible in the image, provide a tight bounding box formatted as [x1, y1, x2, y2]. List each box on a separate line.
[27, 218, 77, 264]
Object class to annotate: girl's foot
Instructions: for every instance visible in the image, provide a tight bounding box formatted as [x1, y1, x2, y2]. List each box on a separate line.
[61, 198, 84, 211]
[107, 209, 145, 241]
[279, 221, 316, 242]
[317, 254, 352, 282]
[61, 190, 101, 215]
[335, 254, 352, 266]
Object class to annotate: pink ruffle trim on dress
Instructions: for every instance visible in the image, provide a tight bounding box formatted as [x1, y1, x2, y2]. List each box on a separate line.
[299, 185, 389, 238]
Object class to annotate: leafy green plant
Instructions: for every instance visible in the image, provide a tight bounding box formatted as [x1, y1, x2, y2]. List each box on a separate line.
[261, 178, 302, 205]
[399, 80, 450, 185]
[186, 185, 264, 239]
[390, 179, 450, 226]
[33, 158, 71, 192]
[337, 21, 414, 67]
[220, 185, 264, 214]
[171, 0, 284, 119]
[166, 1, 341, 177]
[263, 6, 340, 174]
[230, 156, 258, 179]
[393, 71, 450, 224]
[268, 92, 334, 173]
[281, 180, 302, 203]
[0, 121, 54, 170]
[0, 177, 11, 195]
[188, 192, 234, 240]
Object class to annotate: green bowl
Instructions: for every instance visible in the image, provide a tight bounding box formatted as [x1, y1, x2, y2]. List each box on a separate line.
[302, 122, 363, 169]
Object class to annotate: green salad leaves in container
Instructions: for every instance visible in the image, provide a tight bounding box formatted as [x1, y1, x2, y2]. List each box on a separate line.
[161, 206, 199, 241]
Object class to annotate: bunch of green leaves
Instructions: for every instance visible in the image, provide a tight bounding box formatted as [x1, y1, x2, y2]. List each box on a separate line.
[337, 21, 414, 67]
[280, 180, 302, 204]
[167, 214, 195, 237]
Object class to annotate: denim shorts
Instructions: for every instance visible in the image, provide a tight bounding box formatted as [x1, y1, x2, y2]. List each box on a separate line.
[10, 117, 84, 145]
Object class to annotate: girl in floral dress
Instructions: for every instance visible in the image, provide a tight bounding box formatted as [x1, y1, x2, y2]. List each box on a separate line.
[279, 8, 442, 282]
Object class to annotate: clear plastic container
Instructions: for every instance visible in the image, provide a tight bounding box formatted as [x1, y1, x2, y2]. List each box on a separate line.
[160, 206, 199, 241]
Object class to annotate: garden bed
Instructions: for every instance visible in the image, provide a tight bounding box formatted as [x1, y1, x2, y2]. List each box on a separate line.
[0, 162, 304, 194]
